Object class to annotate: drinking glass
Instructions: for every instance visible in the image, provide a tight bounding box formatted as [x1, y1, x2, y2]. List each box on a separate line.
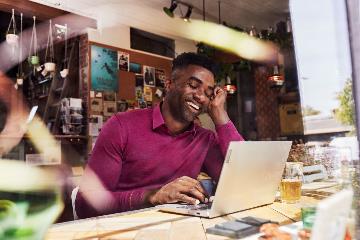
[280, 162, 303, 203]
[0, 160, 63, 240]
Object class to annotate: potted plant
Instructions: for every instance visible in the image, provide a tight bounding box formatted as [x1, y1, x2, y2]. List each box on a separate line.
[28, 16, 39, 66]
[6, 9, 18, 46]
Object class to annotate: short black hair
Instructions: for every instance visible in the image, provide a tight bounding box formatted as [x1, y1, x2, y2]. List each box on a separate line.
[172, 52, 217, 77]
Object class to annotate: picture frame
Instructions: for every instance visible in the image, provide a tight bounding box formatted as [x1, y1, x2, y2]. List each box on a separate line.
[143, 65, 155, 87]
[129, 62, 142, 74]
[118, 51, 130, 71]
[90, 45, 118, 91]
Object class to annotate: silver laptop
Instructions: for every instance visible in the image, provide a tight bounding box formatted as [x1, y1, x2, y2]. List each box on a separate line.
[158, 141, 292, 218]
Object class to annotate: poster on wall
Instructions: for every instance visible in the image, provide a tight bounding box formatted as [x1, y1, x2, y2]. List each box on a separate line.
[143, 65, 155, 87]
[135, 74, 144, 87]
[155, 69, 166, 88]
[118, 51, 130, 71]
[88, 115, 103, 136]
[135, 86, 143, 100]
[129, 62, 142, 73]
[144, 86, 153, 101]
[103, 91, 116, 101]
[117, 100, 128, 112]
[89, 91, 103, 114]
[103, 101, 117, 117]
[91, 45, 118, 91]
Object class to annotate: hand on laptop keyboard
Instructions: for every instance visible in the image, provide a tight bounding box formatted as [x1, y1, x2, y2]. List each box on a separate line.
[147, 176, 208, 205]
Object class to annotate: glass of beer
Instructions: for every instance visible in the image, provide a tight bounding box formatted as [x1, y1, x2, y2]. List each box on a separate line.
[280, 162, 303, 203]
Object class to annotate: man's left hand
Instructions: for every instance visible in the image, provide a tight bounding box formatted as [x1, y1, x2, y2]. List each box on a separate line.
[207, 86, 230, 125]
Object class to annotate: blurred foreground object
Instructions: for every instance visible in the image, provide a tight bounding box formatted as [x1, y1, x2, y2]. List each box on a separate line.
[0, 72, 28, 156]
[0, 160, 63, 239]
[183, 20, 278, 63]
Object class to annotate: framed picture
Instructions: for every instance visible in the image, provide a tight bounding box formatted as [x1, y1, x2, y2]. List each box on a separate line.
[144, 86, 153, 101]
[91, 45, 118, 91]
[90, 98, 103, 114]
[103, 101, 117, 117]
[155, 69, 166, 88]
[129, 62, 142, 74]
[103, 91, 116, 101]
[135, 86, 143, 100]
[135, 74, 144, 87]
[143, 65, 155, 87]
[118, 51, 130, 71]
[117, 100, 128, 112]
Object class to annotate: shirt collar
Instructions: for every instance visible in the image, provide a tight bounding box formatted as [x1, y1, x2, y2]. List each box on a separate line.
[152, 103, 165, 130]
[152, 103, 197, 136]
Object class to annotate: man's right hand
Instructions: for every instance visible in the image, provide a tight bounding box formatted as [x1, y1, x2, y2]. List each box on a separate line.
[146, 176, 208, 205]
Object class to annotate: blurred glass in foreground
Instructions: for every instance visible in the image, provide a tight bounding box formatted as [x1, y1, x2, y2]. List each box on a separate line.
[0, 160, 63, 240]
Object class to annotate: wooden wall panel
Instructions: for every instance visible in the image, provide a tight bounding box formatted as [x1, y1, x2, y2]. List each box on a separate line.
[119, 71, 136, 100]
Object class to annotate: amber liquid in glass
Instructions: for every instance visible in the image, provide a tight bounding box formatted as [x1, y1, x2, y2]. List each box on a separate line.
[280, 179, 302, 203]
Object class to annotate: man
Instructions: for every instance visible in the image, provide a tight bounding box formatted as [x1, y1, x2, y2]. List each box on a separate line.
[75, 52, 243, 218]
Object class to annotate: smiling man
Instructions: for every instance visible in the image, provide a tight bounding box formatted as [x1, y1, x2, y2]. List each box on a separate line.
[75, 52, 244, 218]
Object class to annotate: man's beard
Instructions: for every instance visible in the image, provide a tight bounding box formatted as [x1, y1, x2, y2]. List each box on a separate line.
[166, 91, 203, 123]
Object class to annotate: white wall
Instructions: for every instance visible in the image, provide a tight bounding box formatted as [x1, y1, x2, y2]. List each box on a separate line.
[88, 25, 130, 49]
[87, 23, 197, 57]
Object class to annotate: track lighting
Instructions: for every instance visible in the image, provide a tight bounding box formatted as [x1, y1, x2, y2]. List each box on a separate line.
[163, 0, 178, 18]
[183, 6, 193, 22]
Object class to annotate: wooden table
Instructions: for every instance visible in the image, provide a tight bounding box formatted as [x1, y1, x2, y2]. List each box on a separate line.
[45, 182, 338, 240]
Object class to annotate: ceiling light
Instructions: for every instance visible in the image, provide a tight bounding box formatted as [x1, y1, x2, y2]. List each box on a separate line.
[183, 6, 193, 22]
[163, 0, 178, 18]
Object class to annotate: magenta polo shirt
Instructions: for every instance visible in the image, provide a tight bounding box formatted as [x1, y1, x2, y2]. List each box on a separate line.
[75, 104, 243, 218]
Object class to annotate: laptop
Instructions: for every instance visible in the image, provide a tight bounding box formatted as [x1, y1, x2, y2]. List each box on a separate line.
[158, 141, 292, 218]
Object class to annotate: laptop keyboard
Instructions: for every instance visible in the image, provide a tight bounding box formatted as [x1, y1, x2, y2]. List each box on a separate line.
[176, 203, 212, 210]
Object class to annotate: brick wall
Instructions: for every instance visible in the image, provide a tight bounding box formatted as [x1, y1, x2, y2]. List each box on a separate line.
[254, 66, 281, 140]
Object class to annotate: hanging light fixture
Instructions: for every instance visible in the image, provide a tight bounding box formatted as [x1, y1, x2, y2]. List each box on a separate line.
[223, 75, 237, 95]
[182, 6, 193, 22]
[268, 65, 284, 87]
[163, 0, 178, 18]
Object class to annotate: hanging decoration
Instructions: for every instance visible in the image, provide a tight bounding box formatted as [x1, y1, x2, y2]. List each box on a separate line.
[16, 13, 24, 88]
[223, 75, 237, 95]
[268, 65, 284, 87]
[60, 24, 69, 78]
[249, 26, 257, 37]
[44, 19, 56, 74]
[6, 9, 18, 58]
[29, 16, 39, 67]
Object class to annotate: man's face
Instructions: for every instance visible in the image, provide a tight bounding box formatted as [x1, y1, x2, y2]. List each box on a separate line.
[165, 65, 215, 123]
